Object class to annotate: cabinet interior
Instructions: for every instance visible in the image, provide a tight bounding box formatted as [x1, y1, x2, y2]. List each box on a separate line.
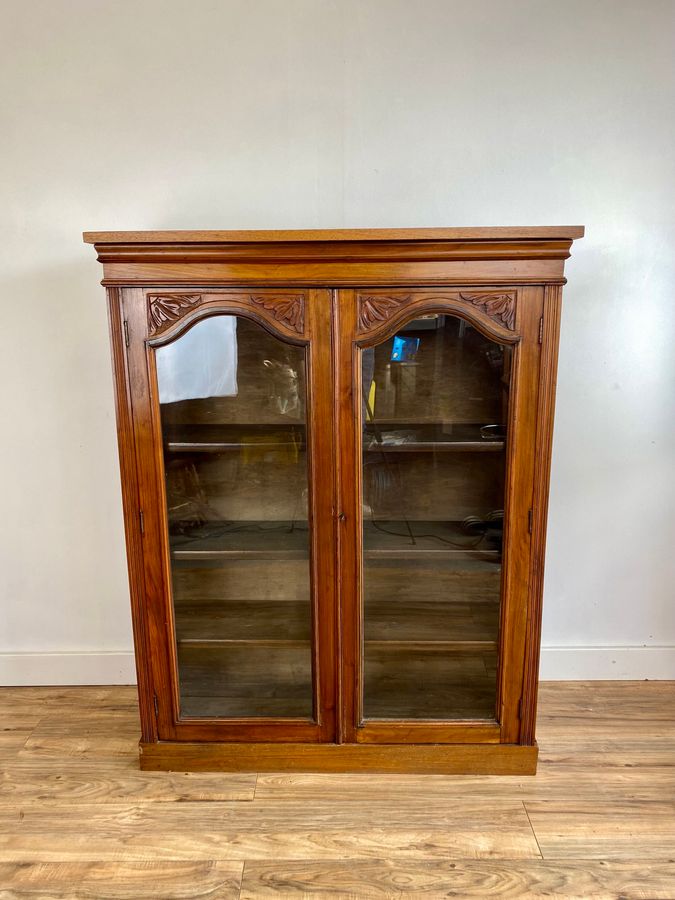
[161, 315, 507, 722]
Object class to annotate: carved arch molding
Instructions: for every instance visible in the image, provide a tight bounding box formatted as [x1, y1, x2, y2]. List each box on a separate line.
[145, 289, 517, 342]
[357, 291, 517, 335]
[147, 292, 306, 338]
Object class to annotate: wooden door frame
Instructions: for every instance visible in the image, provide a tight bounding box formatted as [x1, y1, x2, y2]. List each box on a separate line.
[336, 286, 544, 745]
[119, 286, 337, 743]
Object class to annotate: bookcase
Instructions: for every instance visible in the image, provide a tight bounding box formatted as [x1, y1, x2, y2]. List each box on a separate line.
[84, 226, 583, 773]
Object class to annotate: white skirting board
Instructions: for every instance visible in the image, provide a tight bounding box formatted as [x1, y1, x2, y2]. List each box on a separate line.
[0, 646, 674, 685]
[538, 646, 675, 680]
[0, 652, 137, 686]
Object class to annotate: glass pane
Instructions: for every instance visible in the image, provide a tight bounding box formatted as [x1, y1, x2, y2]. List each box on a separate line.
[157, 316, 312, 718]
[361, 315, 511, 720]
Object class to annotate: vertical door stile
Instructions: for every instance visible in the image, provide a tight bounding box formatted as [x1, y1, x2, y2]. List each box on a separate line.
[335, 289, 361, 743]
[331, 287, 344, 744]
[122, 286, 177, 739]
[306, 289, 339, 742]
[108, 287, 157, 743]
[495, 286, 544, 744]
[518, 283, 562, 745]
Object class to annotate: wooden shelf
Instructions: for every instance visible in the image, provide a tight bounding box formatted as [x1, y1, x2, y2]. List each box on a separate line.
[175, 598, 311, 645]
[170, 523, 309, 561]
[163, 423, 306, 453]
[363, 521, 501, 559]
[170, 520, 502, 562]
[162, 423, 505, 454]
[174, 596, 499, 649]
[364, 423, 505, 453]
[366, 597, 499, 647]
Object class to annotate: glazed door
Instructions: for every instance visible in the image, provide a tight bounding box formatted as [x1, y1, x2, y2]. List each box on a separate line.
[337, 288, 542, 744]
[125, 288, 336, 742]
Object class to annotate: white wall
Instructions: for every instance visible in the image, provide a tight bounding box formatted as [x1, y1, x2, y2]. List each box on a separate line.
[1, 0, 673, 684]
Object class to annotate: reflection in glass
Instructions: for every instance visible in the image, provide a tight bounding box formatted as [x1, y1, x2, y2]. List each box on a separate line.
[361, 315, 511, 720]
[157, 316, 312, 718]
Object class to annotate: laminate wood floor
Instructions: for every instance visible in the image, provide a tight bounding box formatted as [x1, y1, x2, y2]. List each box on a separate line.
[0, 682, 673, 898]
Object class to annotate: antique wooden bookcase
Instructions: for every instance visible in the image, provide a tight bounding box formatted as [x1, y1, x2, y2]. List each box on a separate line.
[84, 227, 583, 774]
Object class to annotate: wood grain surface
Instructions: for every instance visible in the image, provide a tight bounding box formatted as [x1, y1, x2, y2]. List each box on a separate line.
[0, 681, 673, 897]
[85, 229, 583, 285]
[83, 226, 585, 243]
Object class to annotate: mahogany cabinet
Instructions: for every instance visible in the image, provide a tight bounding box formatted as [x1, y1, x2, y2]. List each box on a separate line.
[84, 227, 583, 774]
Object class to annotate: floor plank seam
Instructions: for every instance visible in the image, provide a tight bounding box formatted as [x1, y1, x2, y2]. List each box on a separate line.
[236, 859, 245, 900]
[522, 800, 545, 860]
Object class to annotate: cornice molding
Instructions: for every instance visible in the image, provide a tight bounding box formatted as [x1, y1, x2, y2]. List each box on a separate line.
[84, 228, 583, 287]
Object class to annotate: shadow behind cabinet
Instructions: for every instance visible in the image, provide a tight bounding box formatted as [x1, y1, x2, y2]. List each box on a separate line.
[84, 227, 583, 774]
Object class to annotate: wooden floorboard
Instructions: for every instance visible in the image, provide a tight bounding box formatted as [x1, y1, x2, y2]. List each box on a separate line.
[0, 861, 244, 898]
[254, 763, 675, 802]
[0, 682, 672, 897]
[0, 799, 540, 861]
[0, 763, 257, 803]
[239, 859, 675, 898]
[524, 800, 675, 860]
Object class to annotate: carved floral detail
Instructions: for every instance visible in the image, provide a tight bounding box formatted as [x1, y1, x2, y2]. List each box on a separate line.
[358, 295, 410, 332]
[459, 292, 516, 330]
[250, 295, 305, 334]
[148, 294, 201, 334]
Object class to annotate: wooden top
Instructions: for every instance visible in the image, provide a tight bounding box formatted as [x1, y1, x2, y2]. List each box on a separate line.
[84, 226, 584, 286]
[83, 226, 584, 244]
